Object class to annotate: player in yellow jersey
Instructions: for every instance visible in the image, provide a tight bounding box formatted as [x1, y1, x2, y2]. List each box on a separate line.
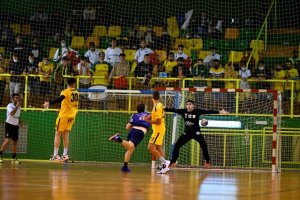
[43, 78, 79, 162]
[146, 91, 170, 174]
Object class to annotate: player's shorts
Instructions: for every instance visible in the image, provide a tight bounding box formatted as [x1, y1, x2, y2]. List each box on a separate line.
[149, 129, 165, 146]
[5, 122, 19, 141]
[56, 117, 75, 132]
[127, 128, 145, 147]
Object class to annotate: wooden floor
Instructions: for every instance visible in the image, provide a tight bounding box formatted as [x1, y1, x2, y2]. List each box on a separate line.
[0, 161, 299, 200]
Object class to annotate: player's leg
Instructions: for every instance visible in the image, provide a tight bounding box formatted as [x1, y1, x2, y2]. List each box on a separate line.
[193, 133, 211, 168]
[170, 133, 192, 167]
[61, 131, 70, 161]
[0, 123, 15, 163]
[11, 125, 20, 164]
[0, 138, 11, 163]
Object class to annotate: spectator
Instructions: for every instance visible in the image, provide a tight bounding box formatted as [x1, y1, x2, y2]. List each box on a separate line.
[30, 38, 44, 62]
[161, 52, 178, 77]
[194, 12, 209, 38]
[83, 3, 96, 35]
[253, 61, 271, 89]
[273, 64, 287, 93]
[134, 54, 153, 86]
[0, 54, 6, 106]
[191, 58, 209, 88]
[85, 42, 100, 65]
[128, 24, 144, 48]
[174, 45, 188, 61]
[8, 54, 25, 97]
[224, 62, 238, 89]
[208, 14, 223, 38]
[24, 53, 39, 107]
[289, 50, 299, 70]
[209, 59, 225, 88]
[53, 39, 78, 64]
[105, 38, 123, 66]
[90, 52, 112, 87]
[134, 40, 153, 63]
[144, 28, 155, 49]
[238, 62, 251, 89]
[38, 56, 53, 99]
[11, 35, 29, 65]
[77, 57, 91, 88]
[158, 27, 171, 51]
[0, 21, 14, 48]
[285, 60, 299, 99]
[204, 47, 221, 67]
[109, 53, 130, 87]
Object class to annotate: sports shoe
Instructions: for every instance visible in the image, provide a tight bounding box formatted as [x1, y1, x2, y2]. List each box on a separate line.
[11, 158, 20, 164]
[109, 133, 121, 143]
[157, 160, 170, 174]
[121, 166, 131, 172]
[50, 154, 62, 162]
[204, 162, 211, 169]
[61, 155, 69, 162]
[0, 156, 3, 163]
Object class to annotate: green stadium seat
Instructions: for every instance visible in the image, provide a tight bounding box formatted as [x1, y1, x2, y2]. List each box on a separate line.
[234, 40, 249, 51]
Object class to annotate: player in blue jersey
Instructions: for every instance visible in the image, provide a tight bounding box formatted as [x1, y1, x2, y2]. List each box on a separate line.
[109, 104, 151, 172]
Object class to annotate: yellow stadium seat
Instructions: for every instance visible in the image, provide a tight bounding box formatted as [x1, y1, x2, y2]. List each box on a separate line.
[155, 50, 167, 62]
[198, 50, 212, 60]
[10, 24, 21, 35]
[71, 36, 85, 49]
[139, 26, 147, 33]
[97, 49, 106, 54]
[174, 38, 184, 49]
[228, 51, 244, 63]
[167, 16, 178, 26]
[49, 48, 58, 59]
[167, 25, 179, 38]
[21, 24, 31, 36]
[153, 26, 163, 37]
[92, 26, 107, 37]
[85, 37, 100, 48]
[189, 38, 203, 50]
[225, 28, 239, 40]
[124, 49, 137, 62]
[0, 47, 4, 55]
[108, 26, 122, 37]
[250, 40, 264, 51]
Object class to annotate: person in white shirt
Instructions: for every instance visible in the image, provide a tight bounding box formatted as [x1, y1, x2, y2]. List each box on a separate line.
[0, 93, 21, 164]
[85, 42, 100, 65]
[77, 57, 91, 88]
[174, 45, 188, 60]
[238, 62, 251, 89]
[134, 40, 154, 63]
[204, 47, 221, 66]
[53, 39, 78, 63]
[105, 39, 122, 66]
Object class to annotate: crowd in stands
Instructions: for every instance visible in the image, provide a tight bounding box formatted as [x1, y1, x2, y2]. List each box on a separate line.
[0, 3, 299, 108]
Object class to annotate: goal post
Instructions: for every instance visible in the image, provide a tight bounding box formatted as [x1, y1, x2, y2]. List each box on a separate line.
[153, 87, 282, 172]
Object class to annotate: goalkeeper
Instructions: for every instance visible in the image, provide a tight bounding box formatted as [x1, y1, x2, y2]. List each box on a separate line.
[165, 100, 228, 168]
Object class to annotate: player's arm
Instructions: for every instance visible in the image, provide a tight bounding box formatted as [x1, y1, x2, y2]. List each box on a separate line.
[197, 108, 229, 115]
[43, 95, 65, 108]
[9, 101, 21, 116]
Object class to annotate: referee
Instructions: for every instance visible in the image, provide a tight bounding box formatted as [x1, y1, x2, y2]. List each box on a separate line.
[0, 93, 21, 164]
[165, 100, 228, 168]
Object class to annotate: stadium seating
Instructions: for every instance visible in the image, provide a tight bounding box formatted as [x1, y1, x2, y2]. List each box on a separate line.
[198, 50, 212, 60]
[49, 47, 57, 59]
[21, 24, 31, 36]
[225, 28, 239, 40]
[108, 26, 122, 37]
[71, 36, 85, 49]
[85, 37, 100, 48]
[189, 38, 203, 50]
[10, 24, 21, 35]
[0, 47, 4, 55]
[124, 49, 136, 62]
[250, 40, 264, 51]
[228, 51, 244, 63]
[92, 26, 107, 37]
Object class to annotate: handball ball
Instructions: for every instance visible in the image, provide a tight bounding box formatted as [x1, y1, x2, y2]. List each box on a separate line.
[201, 119, 208, 127]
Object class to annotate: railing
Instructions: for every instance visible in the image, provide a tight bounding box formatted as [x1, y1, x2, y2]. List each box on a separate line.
[0, 74, 299, 118]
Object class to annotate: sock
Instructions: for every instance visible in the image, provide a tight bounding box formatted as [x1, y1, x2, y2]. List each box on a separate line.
[0, 151, 3, 156]
[159, 157, 166, 163]
[123, 162, 128, 168]
[12, 153, 17, 159]
[54, 148, 59, 156]
[63, 148, 68, 156]
[151, 161, 156, 169]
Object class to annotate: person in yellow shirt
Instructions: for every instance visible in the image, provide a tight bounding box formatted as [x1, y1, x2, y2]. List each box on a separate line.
[38, 56, 54, 98]
[146, 91, 170, 174]
[162, 52, 178, 77]
[273, 64, 287, 92]
[43, 78, 79, 162]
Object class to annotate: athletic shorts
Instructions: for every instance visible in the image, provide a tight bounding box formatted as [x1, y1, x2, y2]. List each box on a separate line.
[149, 129, 165, 146]
[56, 117, 75, 132]
[5, 122, 19, 141]
[127, 128, 145, 147]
